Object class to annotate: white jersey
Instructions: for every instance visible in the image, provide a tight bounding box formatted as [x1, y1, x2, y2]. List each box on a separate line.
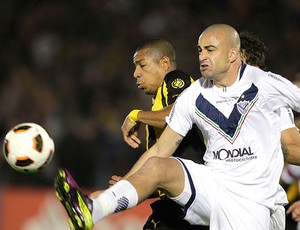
[167, 64, 300, 209]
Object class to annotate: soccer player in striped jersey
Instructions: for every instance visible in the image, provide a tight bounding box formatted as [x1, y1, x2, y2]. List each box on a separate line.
[121, 39, 205, 163]
[54, 24, 300, 230]
[120, 39, 207, 230]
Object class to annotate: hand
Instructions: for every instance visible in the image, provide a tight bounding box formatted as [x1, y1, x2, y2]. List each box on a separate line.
[109, 175, 122, 186]
[121, 116, 142, 148]
[287, 200, 300, 222]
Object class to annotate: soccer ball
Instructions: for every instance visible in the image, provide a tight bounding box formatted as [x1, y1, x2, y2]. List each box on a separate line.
[3, 122, 55, 173]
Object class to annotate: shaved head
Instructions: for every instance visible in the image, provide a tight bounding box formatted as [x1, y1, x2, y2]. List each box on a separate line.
[200, 24, 240, 50]
[197, 24, 242, 87]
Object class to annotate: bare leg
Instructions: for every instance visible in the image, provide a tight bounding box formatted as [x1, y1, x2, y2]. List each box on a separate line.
[127, 157, 185, 203]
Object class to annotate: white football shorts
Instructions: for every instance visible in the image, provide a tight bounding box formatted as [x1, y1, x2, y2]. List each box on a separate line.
[170, 158, 271, 230]
[270, 205, 285, 230]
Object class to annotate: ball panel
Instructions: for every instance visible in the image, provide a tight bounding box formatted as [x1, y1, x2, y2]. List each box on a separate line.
[15, 156, 34, 167]
[34, 134, 43, 152]
[13, 125, 31, 132]
[3, 140, 9, 157]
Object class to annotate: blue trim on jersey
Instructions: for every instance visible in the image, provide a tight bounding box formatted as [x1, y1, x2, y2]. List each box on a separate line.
[177, 158, 196, 218]
[239, 63, 246, 80]
[195, 84, 259, 143]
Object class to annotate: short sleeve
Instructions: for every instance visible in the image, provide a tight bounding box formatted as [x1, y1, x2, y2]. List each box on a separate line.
[278, 107, 296, 131]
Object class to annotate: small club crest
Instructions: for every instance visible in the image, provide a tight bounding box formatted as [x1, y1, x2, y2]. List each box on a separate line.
[237, 100, 250, 115]
[171, 78, 185, 89]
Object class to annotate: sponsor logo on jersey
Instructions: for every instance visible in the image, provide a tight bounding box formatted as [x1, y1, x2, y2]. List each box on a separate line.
[213, 147, 257, 162]
[286, 106, 295, 124]
[268, 73, 285, 83]
[168, 100, 177, 122]
[216, 97, 238, 104]
[171, 78, 185, 89]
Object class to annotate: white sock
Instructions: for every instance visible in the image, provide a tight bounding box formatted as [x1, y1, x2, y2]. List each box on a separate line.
[91, 180, 138, 223]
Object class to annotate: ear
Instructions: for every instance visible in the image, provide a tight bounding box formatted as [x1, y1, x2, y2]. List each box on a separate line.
[229, 48, 239, 63]
[160, 56, 171, 70]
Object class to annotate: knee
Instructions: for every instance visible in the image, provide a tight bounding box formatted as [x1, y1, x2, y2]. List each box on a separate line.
[144, 156, 164, 175]
[144, 157, 184, 197]
[143, 157, 181, 180]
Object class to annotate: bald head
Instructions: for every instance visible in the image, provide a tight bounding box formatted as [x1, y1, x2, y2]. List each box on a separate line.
[197, 24, 242, 87]
[200, 24, 240, 50]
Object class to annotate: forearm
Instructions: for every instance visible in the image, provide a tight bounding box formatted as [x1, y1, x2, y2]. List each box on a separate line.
[122, 147, 158, 180]
[122, 126, 182, 179]
[138, 110, 169, 128]
[284, 143, 300, 166]
[281, 127, 300, 166]
[129, 106, 172, 129]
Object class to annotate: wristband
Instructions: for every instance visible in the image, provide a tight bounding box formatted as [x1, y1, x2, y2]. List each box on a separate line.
[128, 109, 141, 124]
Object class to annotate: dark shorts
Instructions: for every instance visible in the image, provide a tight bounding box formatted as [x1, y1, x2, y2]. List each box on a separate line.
[143, 198, 209, 230]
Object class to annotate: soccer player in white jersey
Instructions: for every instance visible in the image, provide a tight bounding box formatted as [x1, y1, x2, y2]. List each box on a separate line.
[240, 30, 297, 230]
[240, 30, 300, 230]
[54, 24, 300, 230]
[240, 30, 300, 165]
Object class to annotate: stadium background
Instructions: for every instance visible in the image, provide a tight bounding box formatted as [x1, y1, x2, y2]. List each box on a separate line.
[0, 0, 299, 229]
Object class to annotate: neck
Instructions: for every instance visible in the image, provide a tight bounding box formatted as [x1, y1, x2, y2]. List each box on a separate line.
[214, 62, 242, 88]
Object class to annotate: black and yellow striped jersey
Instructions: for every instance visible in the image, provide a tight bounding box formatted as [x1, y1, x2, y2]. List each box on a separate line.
[146, 70, 206, 164]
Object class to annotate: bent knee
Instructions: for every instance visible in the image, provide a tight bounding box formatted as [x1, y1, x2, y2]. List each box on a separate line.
[145, 157, 185, 194]
[145, 157, 179, 175]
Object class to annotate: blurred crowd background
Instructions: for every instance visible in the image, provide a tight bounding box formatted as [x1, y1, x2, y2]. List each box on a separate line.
[0, 0, 299, 188]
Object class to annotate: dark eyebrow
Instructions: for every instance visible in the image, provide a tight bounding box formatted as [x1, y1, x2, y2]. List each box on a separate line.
[197, 45, 216, 51]
[133, 58, 145, 66]
[204, 45, 216, 50]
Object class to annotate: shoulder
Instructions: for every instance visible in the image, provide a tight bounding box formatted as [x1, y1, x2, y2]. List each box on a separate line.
[163, 70, 195, 92]
[177, 78, 202, 99]
[243, 65, 266, 82]
[244, 65, 286, 85]
[165, 70, 191, 81]
[164, 70, 193, 84]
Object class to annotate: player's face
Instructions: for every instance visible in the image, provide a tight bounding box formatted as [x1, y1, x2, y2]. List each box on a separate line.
[197, 32, 231, 81]
[133, 49, 165, 95]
